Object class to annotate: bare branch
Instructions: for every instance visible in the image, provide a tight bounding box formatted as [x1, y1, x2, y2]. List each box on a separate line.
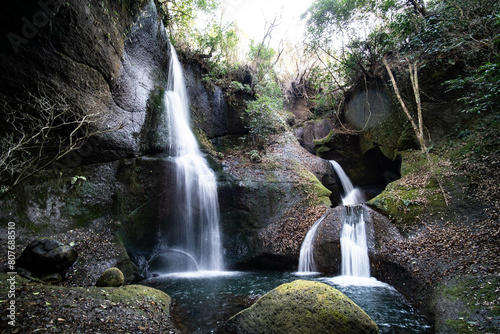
[0, 83, 127, 197]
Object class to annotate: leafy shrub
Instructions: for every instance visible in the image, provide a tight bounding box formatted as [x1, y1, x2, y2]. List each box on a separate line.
[243, 81, 288, 147]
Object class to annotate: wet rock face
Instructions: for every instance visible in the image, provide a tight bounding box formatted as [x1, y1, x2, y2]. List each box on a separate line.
[17, 238, 78, 275]
[216, 135, 333, 269]
[225, 279, 379, 334]
[184, 61, 249, 139]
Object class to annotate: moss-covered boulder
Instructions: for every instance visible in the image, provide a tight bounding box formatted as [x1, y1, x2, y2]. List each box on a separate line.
[96, 267, 124, 287]
[225, 280, 379, 334]
[0, 274, 178, 333]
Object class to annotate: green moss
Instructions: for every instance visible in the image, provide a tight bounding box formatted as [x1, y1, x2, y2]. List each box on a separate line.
[0, 273, 171, 318]
[313, 129, 336, 147]
[433, 274, 500, 333]
[295, 168, 332, 206]
[227, 280, 378, 334]
[368, 151, 447, 231]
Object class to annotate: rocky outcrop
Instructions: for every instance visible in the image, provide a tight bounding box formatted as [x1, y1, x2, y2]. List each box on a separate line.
[0, 0, 170, 163]
[0, 0, 173, 269]
[225, 279, 379, 334]
[310, 204, 402, 276]
[217, 133, 333, 269]
[183, 60, 250, 139]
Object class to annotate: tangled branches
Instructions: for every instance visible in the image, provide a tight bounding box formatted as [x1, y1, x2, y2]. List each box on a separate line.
[0, 84, 124, 196]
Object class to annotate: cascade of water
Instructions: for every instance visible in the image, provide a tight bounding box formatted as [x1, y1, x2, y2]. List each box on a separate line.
[297, 213, 328, 273]
[159, 42, 223, 272]
[298, 160, 369, 275]
[340, 205, 370, 277]
[329, 161, 365, 205]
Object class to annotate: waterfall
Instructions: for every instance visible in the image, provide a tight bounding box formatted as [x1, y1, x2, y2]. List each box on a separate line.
[329, 161, 365, 205]
[340, 205, 370, 277]
[297, 213, 328, 273]
[298, 160, 369, 276]
[158, 43, 223, 272]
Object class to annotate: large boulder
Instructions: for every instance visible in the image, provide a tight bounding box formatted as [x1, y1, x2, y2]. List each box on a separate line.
[312, 205, 401, 275]
[225, 279, 379, 334]
[217, 133, 333, 269]
[17, 238, 77, 275]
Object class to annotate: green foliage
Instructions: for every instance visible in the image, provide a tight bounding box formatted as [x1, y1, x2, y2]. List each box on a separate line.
[243, 81, 288, 147]
[71, 175, 87, 186]
[445, 61, 500, 113]
[193, 21, 239, 62]
[248, 39, 279, 85]
[157, 0, 219, 47]
[302, 0, 500, 115]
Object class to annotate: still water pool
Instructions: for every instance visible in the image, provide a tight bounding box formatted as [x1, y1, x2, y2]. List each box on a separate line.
[143, 271, 432, 333]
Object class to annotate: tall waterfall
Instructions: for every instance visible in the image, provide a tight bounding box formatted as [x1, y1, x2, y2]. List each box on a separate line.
[160, 43, 223, 272]
[297, 160, 369, 276]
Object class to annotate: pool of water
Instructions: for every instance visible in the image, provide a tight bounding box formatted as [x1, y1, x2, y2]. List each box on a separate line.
[143, 271, 432, 333]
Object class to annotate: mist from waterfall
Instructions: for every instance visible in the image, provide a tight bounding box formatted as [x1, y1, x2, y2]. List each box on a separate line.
[157, 42, 223, 273]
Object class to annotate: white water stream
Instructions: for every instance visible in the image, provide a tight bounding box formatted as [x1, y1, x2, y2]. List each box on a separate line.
[298, 160, 369, 276]
[160, 43, 223, 272]
[340, 205, 370, 277]
[329, 160, 365, 205]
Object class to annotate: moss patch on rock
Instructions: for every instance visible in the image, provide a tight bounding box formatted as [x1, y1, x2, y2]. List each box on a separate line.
[0, 274, 178, 333]
[368, 151, 447, 232]
[296, 168, 332, 207]
[226, 279, 378, 334]
[431, 274, 500, 333]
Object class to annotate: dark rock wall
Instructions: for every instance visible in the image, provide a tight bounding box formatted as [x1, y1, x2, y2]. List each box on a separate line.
[0, 0, 173, 278]
[0, 0, 169, 163]
[183, 60, 249, 139]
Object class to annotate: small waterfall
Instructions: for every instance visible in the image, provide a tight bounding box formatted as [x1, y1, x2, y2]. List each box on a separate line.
[340, 205, 370, 277]
[329, 160, 365, 205]
[156, 43, 223, 273]
[298, 160, 369, 275]
[297, 213, 328, 273]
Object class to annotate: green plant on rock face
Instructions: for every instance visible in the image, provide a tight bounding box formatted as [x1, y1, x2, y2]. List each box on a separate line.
[247, 149, 261, 162]
[243, 81, 288, 148]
